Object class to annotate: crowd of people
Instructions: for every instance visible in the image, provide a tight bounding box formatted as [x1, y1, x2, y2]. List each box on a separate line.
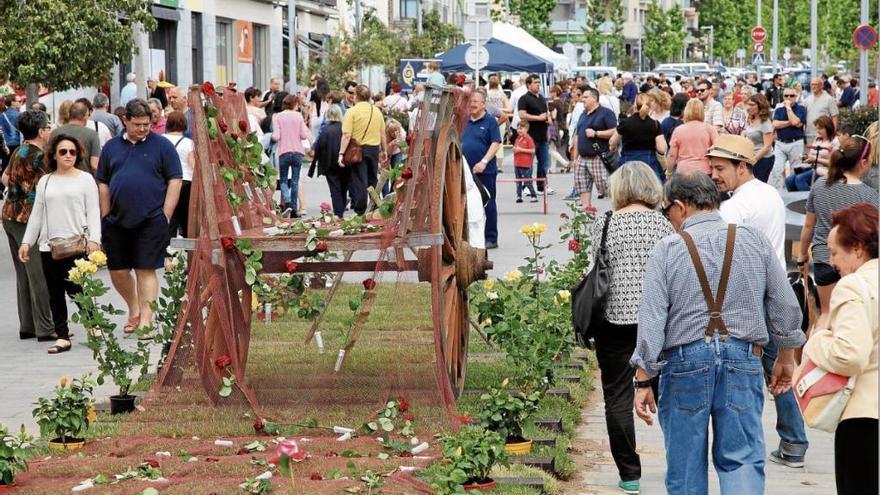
[0, 64, 877, 495]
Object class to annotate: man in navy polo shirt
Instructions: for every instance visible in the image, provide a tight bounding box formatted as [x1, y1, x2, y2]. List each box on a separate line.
[97, 99, 182, 337]
[771, 88, 807, 189]
[461, 89, 501, 249]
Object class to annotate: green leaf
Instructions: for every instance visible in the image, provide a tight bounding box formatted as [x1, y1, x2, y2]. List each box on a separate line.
[279, 454, 291, 477]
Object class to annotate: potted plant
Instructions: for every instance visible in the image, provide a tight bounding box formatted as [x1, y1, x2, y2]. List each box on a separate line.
[478, 380, 541, 455]
[433, 426, 507, 492]
[32, 375, 95, 450]
[0, 424, 33, 488]
[70, 252, 151, 414]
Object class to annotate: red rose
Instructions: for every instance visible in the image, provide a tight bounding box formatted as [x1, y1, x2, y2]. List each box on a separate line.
[239, 120, 249, 133]
[257, 312, 265, 321]
[403, 414, 415, 422]
[268, 454, 280, 465]
[143, 459, 159, 468]
[315, 242, 328, 253]
[214, 355, 232, 369]
[401, 167, 413, 180]
[398, 396, 409, 413]
[324, 450, 339, 457]
[568, 240, 581, 253]
[218, 121, 228, 133]
[202, 81, 216, 97]
[221, 236, 236, 250]
[583, 204, 598, 214]
[362, 278, 376, 290]
[285, 260, 299, 273]
[237, 448, 250, 455]
[401, 451, 414, 458]
[254, 417, 264, 432]
[459, 415, 473, 424]
[309, 473, 323, 480]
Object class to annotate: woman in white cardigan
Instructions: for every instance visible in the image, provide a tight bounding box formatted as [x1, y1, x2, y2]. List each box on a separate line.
[803, 202, 878, 495]
[19, 134, 101, 354]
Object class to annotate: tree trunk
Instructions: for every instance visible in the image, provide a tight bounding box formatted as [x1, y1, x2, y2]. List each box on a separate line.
[26, 83, 38, 108]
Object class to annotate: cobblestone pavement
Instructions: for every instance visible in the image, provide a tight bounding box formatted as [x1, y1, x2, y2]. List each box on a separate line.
[574, 372, 837, 494]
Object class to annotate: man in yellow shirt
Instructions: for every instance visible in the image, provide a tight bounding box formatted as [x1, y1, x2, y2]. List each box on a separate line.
[340, 85, 387, 215]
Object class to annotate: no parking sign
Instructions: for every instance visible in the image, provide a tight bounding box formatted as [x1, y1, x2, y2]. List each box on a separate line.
[853, 23, 878, 51]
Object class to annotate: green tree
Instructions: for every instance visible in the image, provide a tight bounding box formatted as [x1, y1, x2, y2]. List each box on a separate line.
[501, 0, 555, 46]
[644, 1, 686, 65]
[0, 0, 156, 92]
[583, 0, 625, 65]
[404, 10, 461, 59]
[693, 0, 753, 61]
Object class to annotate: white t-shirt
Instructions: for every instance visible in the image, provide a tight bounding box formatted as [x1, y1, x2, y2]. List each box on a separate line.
[162, 133, 194, 181]
[703, 98, 724, 128]
[509, 85, 528, 128]
[719, 178, 787, 270]
[88, 119, 113, 149]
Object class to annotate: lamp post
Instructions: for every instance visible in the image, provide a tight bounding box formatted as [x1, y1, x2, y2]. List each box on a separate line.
[700, 25, 714, 64]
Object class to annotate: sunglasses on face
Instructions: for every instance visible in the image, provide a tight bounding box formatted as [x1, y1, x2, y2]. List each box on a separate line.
[784, 94, 797, 98]
[57, 148, 77, 157]
[696, 88, 708, 93]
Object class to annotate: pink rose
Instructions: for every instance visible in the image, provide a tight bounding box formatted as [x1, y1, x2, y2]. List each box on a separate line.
[320, 202, 332, 213]
[277, 438, 306, 462]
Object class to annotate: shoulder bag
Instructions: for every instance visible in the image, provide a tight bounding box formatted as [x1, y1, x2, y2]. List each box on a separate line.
[342, 105, 374, 166]
[571, 210, 614, 349]
[793, 273, 874, 433]
[42, 175, 88, 261]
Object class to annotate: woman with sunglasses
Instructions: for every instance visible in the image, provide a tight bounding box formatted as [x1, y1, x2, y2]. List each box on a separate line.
[798, 135, 879, 328]
[18, 134, 101, 354]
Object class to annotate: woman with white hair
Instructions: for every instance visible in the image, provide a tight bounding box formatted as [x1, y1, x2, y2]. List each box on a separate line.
[589, 161, 674, 495]
[313, 104, 347, 217]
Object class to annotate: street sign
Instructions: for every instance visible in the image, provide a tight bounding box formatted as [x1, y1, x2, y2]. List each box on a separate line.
[465, 45, 490, 71]
[783, 52, 791, 61]
[753, 42, 764, 53]
[562, 42, 577, 67]
[581, 49, 592, 63]
[464, 17, 493, 45]
[853, 23, 878, 50]
[751, 52, 765, 65]
[737, 48, 746, 58]
[751, 26, 767, 43]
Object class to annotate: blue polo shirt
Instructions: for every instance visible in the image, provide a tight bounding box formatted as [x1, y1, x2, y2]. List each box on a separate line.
[96, 132, 182, 228]
[772, 104, 807, 142]
[576, 106, 617, 157]
[461, 112, 501, 175]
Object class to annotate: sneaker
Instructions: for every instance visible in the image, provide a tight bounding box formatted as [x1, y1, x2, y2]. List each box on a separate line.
[546, 188, 556, 196]
[485, 241, 498, 249]
[530, 197, 539, 203]
[563, 193, 578, 201]
[516, 197, 523, 203]
[769, 449, 805, 468]
[618, 479, 640, 494]
[523, 190, 533, 197]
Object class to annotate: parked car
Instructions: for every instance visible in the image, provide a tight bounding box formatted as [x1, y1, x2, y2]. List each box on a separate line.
[573, 65, 618, 81]
[652, 63, 711, 76]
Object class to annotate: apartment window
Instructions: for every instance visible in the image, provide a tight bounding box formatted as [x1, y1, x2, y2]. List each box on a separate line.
[216, 20, 234, 85]
[192, 12, 203, 83]
[253, 24, 268, 90]
[400, 0, 417, 19]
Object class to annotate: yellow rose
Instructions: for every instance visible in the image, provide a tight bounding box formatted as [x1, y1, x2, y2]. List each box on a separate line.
[481, 318, 492, 327]
[535, 223, 547, 234]
[251, 294, 260, 311]
[87, 404, 97, 425]
[504, 270, 523, 283]
[520, 224, 534, 236]
[482, 279, 496, 291]
[59, 375, 69, 387]
[74, 259, 98, 275]
[454, 446, 462, 458]
[68, 267, 83, 284]
[88, 250, 108, 267]
[557, 289, 571, 303]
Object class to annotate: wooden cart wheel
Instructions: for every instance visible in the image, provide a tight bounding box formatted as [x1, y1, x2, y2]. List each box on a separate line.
[428, 122, 490, 397]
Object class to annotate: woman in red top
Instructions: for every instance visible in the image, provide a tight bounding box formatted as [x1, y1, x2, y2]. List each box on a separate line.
[513, 121, 538, 203]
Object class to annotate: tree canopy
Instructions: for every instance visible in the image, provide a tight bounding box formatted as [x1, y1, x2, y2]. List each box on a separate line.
[0, 0, 156, 91]
[583, 0, 625, 65]
[643, 1, 685, 65]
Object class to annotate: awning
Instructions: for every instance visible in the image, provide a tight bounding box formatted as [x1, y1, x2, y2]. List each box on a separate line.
[437, 38, 554, 74]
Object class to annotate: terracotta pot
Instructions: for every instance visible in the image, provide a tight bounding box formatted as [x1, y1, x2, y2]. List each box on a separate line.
[48, 438, 85, 451]
[110, 394, 136, 415]
[463, 479, 496, 491]
[504, 439, 532, 456]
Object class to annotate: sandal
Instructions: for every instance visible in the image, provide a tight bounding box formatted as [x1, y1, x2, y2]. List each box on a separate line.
[123, 315, 140, 334]
[38, 331, 73, 342]
[47, 339, 72, 354]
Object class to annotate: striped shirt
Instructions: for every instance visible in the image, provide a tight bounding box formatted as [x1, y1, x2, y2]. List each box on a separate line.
[591, 210, 675, 325]
[630, 212, 805, 377]
[806, 177, 879, 264]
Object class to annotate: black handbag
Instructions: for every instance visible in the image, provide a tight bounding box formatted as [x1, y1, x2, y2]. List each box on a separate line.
[571, 211, 613, 349]
[592, 142, 617, 174]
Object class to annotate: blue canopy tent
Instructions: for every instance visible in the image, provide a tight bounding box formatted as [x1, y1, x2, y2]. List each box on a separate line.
[437, 38, 554, 74]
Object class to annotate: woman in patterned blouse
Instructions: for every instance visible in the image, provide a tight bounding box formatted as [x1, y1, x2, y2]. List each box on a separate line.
[0, 109, 55, 340]
[589, 161, 674, 495]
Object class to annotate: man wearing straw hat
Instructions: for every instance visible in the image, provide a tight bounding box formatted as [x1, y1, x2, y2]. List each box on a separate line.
[709, 134, 810, 469]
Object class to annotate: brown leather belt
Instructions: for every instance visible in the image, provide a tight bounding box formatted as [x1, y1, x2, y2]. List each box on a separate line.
[752, 344, 762, 357]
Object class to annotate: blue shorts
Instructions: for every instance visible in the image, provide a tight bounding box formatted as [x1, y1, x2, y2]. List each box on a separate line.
[102, 215, 170, 270]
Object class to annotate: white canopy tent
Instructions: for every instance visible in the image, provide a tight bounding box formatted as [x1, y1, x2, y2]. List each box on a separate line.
[491, 22, 573, 74]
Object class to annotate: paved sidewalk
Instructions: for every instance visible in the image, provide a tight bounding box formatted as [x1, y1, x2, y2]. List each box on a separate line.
[574, 371, 837, 494]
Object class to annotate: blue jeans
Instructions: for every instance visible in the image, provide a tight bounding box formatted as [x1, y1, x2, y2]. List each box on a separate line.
[534, 141, 549, 191]
[785, 169, 815, 192]
[514, 166, 537, 198]
[761, 337, 809, 456]
[659, 336, 765, 495]
[278, 152, 303, 210]
[619, 150, 663, 183]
